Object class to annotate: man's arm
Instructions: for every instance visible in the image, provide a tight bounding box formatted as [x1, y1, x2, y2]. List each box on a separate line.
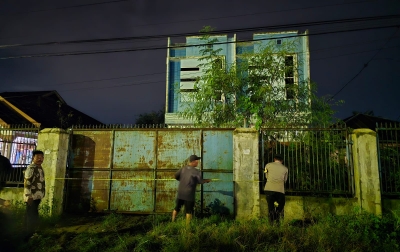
[174, 168, 182, 181]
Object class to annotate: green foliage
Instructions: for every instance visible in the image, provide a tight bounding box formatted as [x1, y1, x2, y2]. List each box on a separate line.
[4, 210, 400, 251]
[178, 26, 343, 129]
[135, 108, 165, 125]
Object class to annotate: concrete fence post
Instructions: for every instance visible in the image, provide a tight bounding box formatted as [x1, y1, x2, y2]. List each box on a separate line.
[351, 129, 382, 216]
[233, 128, 260, 220]
[37, 128, 69, 216]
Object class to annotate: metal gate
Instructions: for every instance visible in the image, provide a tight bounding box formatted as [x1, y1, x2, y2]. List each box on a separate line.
[376, 123, 400, 198]
[259, 125, 354, 196]
[64, 126, 234, 214]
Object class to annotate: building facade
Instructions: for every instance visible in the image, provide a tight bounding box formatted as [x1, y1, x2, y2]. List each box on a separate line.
[165, 30, 310, 126]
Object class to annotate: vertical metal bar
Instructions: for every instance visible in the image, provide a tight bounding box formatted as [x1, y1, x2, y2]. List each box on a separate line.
[389, 123, 395, 194]
[261, 130, 265, 189]
[154, 129, 158, 213]
[107, 129, 116, 211]
[376, 123, 384, 197]
[200, 129, 204, 214]
[382, 122, 389, 194]
[394, 123, 400, 195]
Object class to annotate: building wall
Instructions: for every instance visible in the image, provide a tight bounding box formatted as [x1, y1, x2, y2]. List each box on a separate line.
[165, 31, 310, 125]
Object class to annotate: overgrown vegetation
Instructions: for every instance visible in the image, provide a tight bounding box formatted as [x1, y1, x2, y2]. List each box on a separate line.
[178, 26, 343, 129]
[1, 204, 399, 252]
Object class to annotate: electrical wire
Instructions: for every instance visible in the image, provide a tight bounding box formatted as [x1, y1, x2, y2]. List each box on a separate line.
[0, 0, 375, 41]
[1, 23, 399, 60]
[1, 14, 399, 49]
[327, 27, 399, 101]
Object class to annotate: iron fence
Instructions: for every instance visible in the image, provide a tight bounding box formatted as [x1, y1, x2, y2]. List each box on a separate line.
[259, 125, 354, 196]
[0, 125, 39, 187]
[377, 122, 400, 198]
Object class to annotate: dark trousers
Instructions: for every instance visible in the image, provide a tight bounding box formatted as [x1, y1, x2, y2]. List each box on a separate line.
[25, 199, 41, 235]
[265, 191, 285, 224]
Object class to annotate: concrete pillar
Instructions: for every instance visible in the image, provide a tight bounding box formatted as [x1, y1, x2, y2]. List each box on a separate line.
[37, 128, 69, 216]
[233, 128, 260, 220]
[351, 129, 382, 216]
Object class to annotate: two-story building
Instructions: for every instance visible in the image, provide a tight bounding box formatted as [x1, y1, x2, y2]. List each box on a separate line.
[165, 30, 310, 126]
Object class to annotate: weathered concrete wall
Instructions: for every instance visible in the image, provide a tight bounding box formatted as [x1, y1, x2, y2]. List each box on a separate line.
[37, 128, 69, 216]
[233, 128, 260, 220]
[260, 196, 358, 221]
[352, 129, 382, 216]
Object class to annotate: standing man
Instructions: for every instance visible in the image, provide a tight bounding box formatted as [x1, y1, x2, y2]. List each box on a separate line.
[172, 154, 211, 224]
[24, 150, 45, 238]
[264, 153, 288, 224]
[0, 152, 13, 190]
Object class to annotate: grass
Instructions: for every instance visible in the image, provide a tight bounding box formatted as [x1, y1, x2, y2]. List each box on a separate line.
[0, 207, 399, 252]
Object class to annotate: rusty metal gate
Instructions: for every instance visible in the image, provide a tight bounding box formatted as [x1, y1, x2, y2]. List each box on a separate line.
[64, 127, 234, 215]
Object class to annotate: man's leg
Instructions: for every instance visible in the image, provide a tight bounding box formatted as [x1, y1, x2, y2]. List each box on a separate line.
[265, 191, 277, 224]
[185, 214, 192, 225]
[276, 193, 285, 223]
[184, 200, 195, 225]
[172, 210, 178, 222]
[172, 198, 184, 222]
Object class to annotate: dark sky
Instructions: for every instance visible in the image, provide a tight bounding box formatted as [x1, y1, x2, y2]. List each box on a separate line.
[1, 0, 399, 124]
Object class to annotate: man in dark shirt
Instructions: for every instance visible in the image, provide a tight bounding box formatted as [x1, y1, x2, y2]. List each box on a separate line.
[172, 155, 211, 224]
[0, 152, 13, 190]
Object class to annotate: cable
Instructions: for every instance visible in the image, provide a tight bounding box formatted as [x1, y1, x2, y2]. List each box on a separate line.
[1, 23, 399, 60]
[1, 14, 399, 49]
[0, 0, 129, 16]
[0, 0, 374, 41]
[4, 35, 397, 91]
[1, 32, 399, 96]
[328, 27, 399, 101]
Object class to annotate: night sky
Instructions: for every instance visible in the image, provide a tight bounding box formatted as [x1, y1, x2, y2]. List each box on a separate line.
[1, 0, 399, 124]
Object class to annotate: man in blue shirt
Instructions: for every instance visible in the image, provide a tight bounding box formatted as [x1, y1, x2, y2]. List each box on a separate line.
[172, 155, 211, 224]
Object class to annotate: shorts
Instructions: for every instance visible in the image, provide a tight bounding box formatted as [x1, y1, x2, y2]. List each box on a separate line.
[174, 198, 195, 214]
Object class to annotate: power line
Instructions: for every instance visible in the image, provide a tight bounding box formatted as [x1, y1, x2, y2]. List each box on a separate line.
[0, 0, 374, 41]
[0, 14, 399, 49]
[1, 23, 399, 60]
[0, 0, 129, 16]
[9, 35, 399, 89]
[4, 43, 399, 94]
[328, 27, 399, 101]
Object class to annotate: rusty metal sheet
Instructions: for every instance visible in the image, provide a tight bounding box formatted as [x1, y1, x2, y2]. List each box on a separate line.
[110, 171, 155, 212]
[113, 131, 157, 169]
[157, 130, 201, 168]
[65, 170, 110, 213]
[202, 130, 233, 170]
[155, 171, 179, 212]
[71, 131, 113, 168]
[203, 172, 234, 214]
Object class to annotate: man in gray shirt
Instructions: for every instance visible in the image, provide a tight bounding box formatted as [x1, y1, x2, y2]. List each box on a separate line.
[172, 155, 211, 224]
[264, 153, 288, 224]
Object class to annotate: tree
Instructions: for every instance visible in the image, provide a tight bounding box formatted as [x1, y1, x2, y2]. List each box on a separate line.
[178, 26, 343, 129]
[135, 108, 165, 125]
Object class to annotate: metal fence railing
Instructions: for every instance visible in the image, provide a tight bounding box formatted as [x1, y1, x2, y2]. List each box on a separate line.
[259, 125, 354, 196]
[0, 125, 39, 187]
[377, 123, 400, 198]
